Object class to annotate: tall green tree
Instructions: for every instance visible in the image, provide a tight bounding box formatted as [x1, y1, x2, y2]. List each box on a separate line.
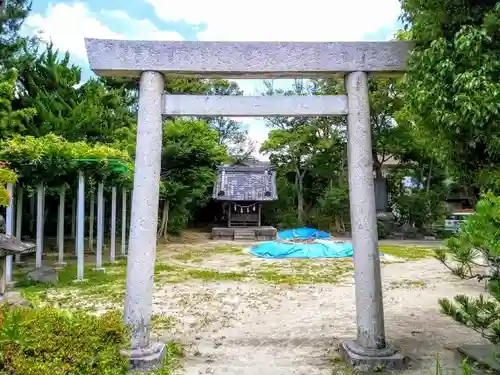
[158, 119, 226, 236]
[401, 0, 500, 203]
[0, 0, 34, 68]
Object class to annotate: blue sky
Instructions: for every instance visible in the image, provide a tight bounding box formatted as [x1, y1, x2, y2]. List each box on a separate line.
[23, 0, 402, 158]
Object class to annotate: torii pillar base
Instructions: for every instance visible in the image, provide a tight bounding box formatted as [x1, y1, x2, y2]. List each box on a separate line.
[121, 342, 166, 372]
[340, 341, 408, 372]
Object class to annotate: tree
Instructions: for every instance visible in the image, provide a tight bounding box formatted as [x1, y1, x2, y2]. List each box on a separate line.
[157, 119, 226, 236]
[11, 44, 135, 146]
[0, 0, 34, 68]
[261, 125, 325, 224]
[0, 68, 35, 139]
[401, 0, 500, 204]
[436, 193, 500, 344]
[203, 79, 255, 159]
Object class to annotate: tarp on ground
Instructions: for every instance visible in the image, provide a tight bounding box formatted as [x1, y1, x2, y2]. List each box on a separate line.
[277, 227, 331, 240]
[250, 227, 353, 259]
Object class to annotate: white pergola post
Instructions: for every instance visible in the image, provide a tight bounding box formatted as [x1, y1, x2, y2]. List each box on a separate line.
[71, 196, 76, 239]
[56, 185, 66, 268]
[75, 172, 85, 281]
[95, 182, 104, 271]
[110, 186, 117, 262]
[89, 191, 95, 251]
[5, 183, 14, 283]
[14, 186, 23, 264]
[84, 38, 410, 371]
[121, 188, 127, 257]
[35, 183, 44, 268]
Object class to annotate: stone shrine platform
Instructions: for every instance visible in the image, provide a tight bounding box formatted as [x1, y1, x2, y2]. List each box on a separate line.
[212, 226, 277, 241]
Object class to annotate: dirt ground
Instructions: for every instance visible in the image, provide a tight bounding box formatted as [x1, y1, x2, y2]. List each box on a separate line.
[148, 237, 489, 375]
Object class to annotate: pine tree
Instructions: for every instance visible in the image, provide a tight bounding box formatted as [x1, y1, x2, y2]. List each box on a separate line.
[0, 0, 34, 69]
[436, 193, 500, 344]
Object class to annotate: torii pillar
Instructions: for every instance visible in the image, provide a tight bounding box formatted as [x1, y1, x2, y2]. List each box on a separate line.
[85, 38, 410, 372]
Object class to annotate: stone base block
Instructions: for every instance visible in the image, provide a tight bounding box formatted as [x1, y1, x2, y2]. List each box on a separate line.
[121, 342, 166, 372]
[93, 267, 106, 272]
[54, 262, 67, 269]
[340, 340, 409, 372]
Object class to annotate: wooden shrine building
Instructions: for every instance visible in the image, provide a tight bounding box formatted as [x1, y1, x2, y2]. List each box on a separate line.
[211, 160, 278, 241]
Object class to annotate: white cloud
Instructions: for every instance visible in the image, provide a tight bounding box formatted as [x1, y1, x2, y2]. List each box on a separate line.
[144, 0, 401, 159]
[145, 0, 401, 42]
[25, 3, 121, 60]
[24, 2, 183, 61]
[25, 0, 401, 159]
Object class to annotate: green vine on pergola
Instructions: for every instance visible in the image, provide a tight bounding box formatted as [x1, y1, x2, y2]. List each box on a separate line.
[0, 134, 134, 190]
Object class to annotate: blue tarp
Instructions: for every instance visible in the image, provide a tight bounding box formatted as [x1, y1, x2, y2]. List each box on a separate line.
[277, 227, 331, 240]
[250, 227, 354, 259]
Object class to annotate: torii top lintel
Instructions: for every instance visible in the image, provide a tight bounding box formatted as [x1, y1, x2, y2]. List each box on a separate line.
[84, 38, 411, 79]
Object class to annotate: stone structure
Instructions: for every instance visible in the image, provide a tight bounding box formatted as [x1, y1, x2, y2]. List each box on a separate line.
[85, 38, 411, 371]
[211, 159, 278, 241]
[0, 233, 35, 294]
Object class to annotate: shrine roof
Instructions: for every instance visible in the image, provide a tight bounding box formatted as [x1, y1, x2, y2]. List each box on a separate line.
[213, 164, 278, 202]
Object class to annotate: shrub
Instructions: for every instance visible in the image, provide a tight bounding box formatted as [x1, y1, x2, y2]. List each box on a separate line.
[436, 193, 500, 370]
[0, 305, 129, 375]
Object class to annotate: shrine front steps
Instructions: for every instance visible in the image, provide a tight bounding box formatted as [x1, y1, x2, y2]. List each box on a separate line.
[212, 226, 277, 241]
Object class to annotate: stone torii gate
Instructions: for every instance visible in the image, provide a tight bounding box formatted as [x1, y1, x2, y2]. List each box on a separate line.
[85, 39, 410, 371]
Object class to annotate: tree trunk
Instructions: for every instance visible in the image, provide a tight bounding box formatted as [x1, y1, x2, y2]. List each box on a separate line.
[297, 169, 306, 225]
[157, 200, 170, 239]
[426, 160, 433, 192]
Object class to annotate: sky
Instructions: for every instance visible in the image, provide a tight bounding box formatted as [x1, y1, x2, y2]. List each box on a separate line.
[22, 0, 403, 159]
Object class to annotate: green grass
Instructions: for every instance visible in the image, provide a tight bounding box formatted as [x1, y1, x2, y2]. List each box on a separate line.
[155, 263, 247, 282]
[16, 261, 127, 309]
[388, 279, 427, 289]
[171, 245, 244, 262]
[149, 342, 184, 375]
[379, 245, 436, 260]
[255, 260, 353, 285]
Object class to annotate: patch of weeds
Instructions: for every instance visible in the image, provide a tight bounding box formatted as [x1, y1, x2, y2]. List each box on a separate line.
[255, 260, 353, 285]
[151, 314, 178, 332]
[171, 245, 244, 264]
[148, 342, 184, 375]
[238, 260, 252, 267]
[172, 252, 198, 262]
[379, 245, 435, 260]
[389, 279, 427, 289]
[329, 355, 358, 374]
[184, 268, 246, 281]
[213, 245, 244, 255]
[155, 262, 247, 283]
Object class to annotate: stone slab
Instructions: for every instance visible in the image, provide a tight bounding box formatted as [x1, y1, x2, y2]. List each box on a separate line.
[457, 344, 500, 372]
[85, 39, 411, 78]
[163, 95, 348, 117]
[340, 341, 409, 372]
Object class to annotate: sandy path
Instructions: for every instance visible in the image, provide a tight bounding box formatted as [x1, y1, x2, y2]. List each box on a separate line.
[149, 249, 489, 375]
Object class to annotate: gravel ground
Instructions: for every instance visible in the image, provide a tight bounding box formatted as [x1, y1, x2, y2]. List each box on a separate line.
[150, 245, 488, 375]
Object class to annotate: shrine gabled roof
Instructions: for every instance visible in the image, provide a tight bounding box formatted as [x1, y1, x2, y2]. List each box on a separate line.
[213, 165, 278, 201]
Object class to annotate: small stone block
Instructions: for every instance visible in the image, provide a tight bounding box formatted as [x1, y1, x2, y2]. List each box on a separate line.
[121, 342, 166, 372]
[93, 267, 106, 272]
[72, 278, 88, 284]
[340, 341, 409, 372]
[54, 262, 67, 269]
[457, 344, 500, 371]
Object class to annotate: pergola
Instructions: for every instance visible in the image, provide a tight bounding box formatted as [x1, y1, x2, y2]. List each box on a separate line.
[85, 38, 411, 371]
